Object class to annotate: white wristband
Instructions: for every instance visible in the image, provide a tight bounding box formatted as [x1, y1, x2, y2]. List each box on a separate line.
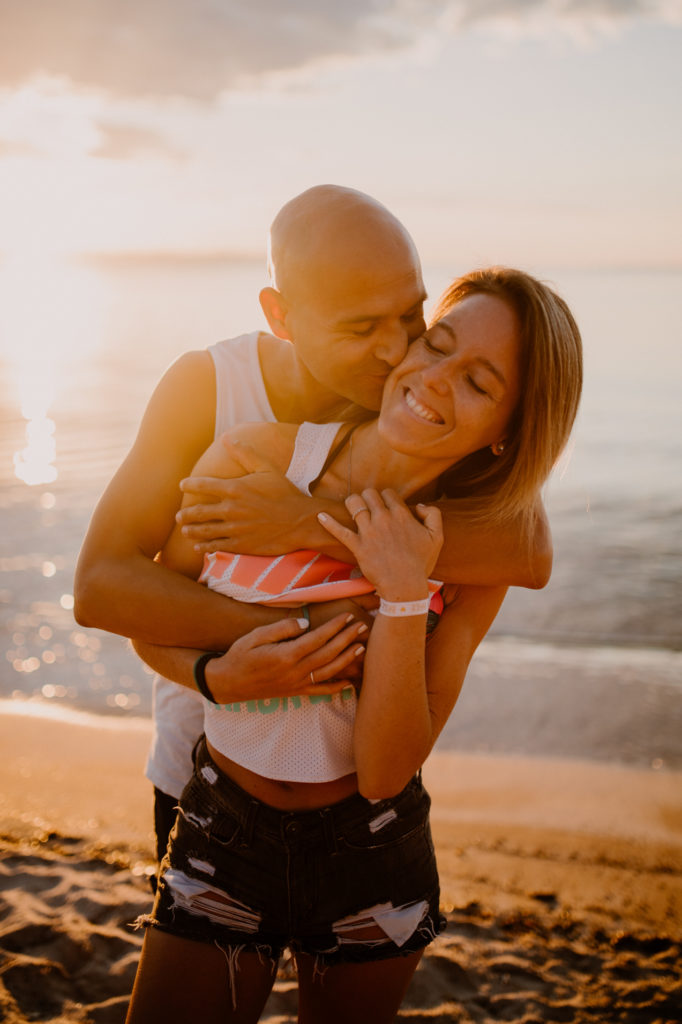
[378, 597, 431, 618]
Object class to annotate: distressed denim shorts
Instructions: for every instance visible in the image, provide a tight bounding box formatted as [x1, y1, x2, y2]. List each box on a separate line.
[145, 737, 445, 965]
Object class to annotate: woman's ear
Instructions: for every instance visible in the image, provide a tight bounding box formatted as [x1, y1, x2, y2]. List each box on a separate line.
[259, 287, 292, 340]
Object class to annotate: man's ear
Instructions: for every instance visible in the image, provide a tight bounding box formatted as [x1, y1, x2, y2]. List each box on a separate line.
[259, 287, 292, 340]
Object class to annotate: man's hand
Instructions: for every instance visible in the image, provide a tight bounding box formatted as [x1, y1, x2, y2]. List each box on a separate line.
[176, 437, 312, 555]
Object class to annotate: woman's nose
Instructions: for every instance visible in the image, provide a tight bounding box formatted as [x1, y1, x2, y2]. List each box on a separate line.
[420, 360, 451, 395]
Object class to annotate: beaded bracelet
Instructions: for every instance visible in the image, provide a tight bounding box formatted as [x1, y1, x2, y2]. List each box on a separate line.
[378, 597, 431, 618]
[192, 651, 225, 703]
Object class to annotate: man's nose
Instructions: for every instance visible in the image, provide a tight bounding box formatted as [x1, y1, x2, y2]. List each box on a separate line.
[374, 323, 409, 367]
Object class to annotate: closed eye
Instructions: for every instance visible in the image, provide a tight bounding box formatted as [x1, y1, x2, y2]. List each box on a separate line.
[401, 307, 426, 326]
[350, 323, 376, 338]
[467, 375, 489, 397]
[422, 334, 447, 355]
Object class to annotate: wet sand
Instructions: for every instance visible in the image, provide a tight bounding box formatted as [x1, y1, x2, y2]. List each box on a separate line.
[1, 706, 680, 1023]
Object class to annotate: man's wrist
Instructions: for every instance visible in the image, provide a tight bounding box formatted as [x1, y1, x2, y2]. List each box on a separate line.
[193, 651, 224, 703]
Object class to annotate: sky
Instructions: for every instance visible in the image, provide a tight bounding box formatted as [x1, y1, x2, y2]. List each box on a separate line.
[0, 0, 681, 270]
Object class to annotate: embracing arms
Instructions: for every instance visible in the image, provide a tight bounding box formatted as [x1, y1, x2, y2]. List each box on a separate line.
[74, 353, 303, 649]
[176, 437, 552, 590]
[128, 420, 373, 695]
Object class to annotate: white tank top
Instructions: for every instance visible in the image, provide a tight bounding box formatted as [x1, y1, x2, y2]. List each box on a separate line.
[203, 422, 359, 783]
[145, 333, 277, 798]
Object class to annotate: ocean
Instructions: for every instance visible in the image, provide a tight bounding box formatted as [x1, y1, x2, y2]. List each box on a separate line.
[1, 259, 680, 767]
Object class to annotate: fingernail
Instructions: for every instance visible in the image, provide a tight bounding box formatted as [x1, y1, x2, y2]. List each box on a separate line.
[317, 512, 329, 521]
[296, 618, 309, 629]
[356, 623, 368, 634]
[354, 646, 365, 657]
[345, 614, 354, 624]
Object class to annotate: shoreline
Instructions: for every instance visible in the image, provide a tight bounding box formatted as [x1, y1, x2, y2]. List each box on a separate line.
[4, 628, 682, 774]
[1, 703, 681, 1023]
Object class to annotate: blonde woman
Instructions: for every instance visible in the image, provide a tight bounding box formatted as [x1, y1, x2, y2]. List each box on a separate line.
[127, 268, 582, 1024]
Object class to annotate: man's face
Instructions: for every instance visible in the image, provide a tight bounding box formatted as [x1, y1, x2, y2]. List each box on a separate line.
[283, 244, 427, 411]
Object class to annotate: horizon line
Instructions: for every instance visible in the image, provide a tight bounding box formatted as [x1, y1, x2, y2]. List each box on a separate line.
[0, 248, 680, 275]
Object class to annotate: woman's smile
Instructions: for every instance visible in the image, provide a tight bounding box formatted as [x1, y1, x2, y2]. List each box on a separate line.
[403, 387, 444, 425]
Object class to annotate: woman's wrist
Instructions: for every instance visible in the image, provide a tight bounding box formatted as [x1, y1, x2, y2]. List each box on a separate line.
[378, 596, 431, 618]
[375, 580, 430, 604]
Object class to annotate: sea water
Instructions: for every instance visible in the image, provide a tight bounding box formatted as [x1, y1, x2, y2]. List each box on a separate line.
[1, 259, 680, 765]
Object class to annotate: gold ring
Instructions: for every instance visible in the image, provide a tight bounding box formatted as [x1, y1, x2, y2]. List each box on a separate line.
[351, 506, 369, 522]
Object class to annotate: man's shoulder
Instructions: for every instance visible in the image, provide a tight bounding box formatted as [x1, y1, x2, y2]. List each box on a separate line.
[209, 330, 279, 359]
[228, 419, 298, 447]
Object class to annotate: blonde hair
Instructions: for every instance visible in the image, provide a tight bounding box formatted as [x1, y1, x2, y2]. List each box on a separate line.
[435, 268, 583, 531]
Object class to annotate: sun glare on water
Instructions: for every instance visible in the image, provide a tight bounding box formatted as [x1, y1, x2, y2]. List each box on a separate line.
[0, 248, 106, 486]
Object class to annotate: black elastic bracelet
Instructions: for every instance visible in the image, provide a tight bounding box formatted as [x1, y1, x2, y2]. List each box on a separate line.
[193, 651, 225, 704]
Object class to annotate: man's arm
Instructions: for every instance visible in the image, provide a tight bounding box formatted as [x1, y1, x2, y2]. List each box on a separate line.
[176, 439, 553, 590]
[437, 497, 552, 590]
[73, 351, 288, 648]
[132, 611, 368, 703]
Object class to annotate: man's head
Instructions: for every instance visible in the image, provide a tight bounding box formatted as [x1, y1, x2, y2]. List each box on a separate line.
[260, 185, 426, 411]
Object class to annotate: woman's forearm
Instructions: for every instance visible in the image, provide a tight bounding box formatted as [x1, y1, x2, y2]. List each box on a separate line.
[353, 586, 509, 800]
[352, 613, 433, 799]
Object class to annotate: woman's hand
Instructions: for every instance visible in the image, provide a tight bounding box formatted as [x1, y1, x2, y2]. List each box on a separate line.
[318, 489, 443, 602]
[203, 612, 368, 703]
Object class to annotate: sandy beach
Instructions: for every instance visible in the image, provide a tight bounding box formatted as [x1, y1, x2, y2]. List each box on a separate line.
[1, 704, 680, 1024]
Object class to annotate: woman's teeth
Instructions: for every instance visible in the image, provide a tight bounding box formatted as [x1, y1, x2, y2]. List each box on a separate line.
[405, 389, 443, 424]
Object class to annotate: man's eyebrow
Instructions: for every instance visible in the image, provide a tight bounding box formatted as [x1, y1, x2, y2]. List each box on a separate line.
[337, 313, 381, 326]
[436, 322, 507, 387]
[337, 294, 427, 327]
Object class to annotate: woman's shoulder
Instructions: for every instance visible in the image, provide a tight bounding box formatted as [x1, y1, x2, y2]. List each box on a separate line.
[206, 421, 298, 475]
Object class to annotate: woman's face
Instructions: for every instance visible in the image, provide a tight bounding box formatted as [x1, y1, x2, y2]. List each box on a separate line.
[378, 292, 521, 465]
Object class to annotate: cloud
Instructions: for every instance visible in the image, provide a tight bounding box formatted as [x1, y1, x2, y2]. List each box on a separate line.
[1, 0, 679, 99]
[90, 121, 187, 160]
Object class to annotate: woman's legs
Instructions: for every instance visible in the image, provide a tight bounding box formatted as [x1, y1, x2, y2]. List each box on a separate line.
[295, 948, 423, 1024]
[125, 928, 278, 1024]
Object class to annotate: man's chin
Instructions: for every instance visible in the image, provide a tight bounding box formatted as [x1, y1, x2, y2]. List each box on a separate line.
[348, 382, 385, 413]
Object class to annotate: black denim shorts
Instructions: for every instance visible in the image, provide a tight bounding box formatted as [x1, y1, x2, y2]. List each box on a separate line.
[145, 738, 445, 965]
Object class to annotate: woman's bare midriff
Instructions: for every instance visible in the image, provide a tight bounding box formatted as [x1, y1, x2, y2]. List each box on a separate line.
[206, 739, 359, 811]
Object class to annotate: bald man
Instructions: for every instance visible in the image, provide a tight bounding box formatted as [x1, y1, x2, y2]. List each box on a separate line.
[75, 185, 551, 854]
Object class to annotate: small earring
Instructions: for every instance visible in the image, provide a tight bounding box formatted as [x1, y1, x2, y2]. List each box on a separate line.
[491, 441, 505, 456]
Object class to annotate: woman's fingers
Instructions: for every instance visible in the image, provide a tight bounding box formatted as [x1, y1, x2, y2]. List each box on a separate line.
[239, 612, 367, 679]
[317, 509, 356, 548]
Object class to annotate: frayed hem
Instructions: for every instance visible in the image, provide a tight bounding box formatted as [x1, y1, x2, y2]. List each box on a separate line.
[214, 941, 279, 1012]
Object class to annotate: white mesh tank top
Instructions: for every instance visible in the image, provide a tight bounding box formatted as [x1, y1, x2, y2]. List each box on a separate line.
[203, 422, 359, 782]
